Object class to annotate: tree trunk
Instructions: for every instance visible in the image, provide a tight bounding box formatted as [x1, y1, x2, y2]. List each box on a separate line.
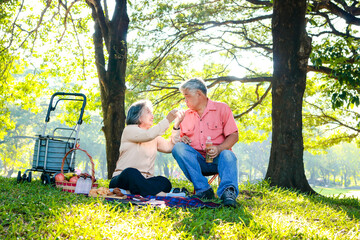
[354, 174, 357, 185]
[265, 0, 315, 194]
[86, 0, 129, 179]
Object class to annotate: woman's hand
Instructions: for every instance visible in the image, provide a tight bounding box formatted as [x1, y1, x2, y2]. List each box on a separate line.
[174, 110, 185, 129]
[166, 109, 179, 123]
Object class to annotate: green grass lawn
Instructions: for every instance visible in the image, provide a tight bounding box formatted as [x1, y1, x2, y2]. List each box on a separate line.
[313, 186, 354, 197]
[1, 176, 360, 239]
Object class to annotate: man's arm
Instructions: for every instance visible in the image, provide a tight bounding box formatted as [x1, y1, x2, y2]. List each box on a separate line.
[218, 132, 239, 152]
[207, 132, 239, 159]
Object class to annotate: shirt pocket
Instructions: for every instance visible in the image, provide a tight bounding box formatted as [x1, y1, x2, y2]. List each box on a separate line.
[207, 122, 223, 139]
[182, 124, 195, 137]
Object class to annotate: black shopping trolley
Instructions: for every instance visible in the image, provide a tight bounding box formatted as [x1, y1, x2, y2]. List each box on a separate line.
[17, 92, 86, 184]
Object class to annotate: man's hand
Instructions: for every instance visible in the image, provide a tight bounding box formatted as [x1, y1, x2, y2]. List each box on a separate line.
[180, 135, 192, 145]
[206, 145, 220, 159]
[206, 132, 238, 158]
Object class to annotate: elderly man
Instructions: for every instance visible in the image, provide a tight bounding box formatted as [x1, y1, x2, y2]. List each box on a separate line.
[172, 78, 239, 207]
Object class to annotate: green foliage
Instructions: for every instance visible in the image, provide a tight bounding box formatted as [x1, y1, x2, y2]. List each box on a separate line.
[1, 177, 360, 239]
[303, 74, 360, 151]
[127, 0, 360, 153]
[0, 0, 102, 164]
[127, 0, 273, 117]
[0, 104, 43, 176]
[311, 39, 360, 110]
[2, 0, 360, 191]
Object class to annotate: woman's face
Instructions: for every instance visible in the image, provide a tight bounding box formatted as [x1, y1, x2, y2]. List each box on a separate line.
[138, 107, 154, 129]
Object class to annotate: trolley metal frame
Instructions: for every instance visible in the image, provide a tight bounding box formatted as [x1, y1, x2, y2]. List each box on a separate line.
[17, 92, 86, 184]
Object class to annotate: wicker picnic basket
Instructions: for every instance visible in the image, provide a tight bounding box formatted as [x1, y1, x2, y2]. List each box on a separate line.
[55, 146, 98, 193]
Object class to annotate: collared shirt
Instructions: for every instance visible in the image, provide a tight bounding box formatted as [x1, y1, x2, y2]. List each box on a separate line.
[112, 119, 180, 178]
[180, 99, 238, 157]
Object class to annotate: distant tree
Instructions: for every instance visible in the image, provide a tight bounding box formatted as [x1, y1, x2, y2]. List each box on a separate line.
[0, 2, 45, 139]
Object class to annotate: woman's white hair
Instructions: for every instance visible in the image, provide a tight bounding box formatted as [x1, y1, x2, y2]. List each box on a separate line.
[126, 100, 153, 125]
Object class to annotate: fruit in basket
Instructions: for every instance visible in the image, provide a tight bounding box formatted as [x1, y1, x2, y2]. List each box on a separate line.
[69, 176, 79, 183]
[64, 172, 77, 181]
[54, 173, 65, 182]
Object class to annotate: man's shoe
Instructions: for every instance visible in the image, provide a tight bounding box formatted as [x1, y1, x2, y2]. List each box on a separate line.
[192, 188, 215, 200]
[221, 187, 237, 207]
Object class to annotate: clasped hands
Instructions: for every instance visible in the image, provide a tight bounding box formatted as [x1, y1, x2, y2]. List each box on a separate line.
[166, 109, 185, 128]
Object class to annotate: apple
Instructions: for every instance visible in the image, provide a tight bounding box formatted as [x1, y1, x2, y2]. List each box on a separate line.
[69, 176, 79, 183]
[55, 173, 65, 182]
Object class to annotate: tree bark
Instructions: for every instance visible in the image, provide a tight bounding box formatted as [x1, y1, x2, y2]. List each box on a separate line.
[86, 0, 128, 179]
[265, 0, 315, 194]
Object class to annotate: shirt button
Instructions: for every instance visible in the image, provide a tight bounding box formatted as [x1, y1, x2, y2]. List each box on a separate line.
[200, 131, 202, 133]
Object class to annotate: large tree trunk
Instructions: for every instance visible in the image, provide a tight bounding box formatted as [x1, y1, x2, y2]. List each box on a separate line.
[265, 0, 315, 194]
[86, 0, 128, 179]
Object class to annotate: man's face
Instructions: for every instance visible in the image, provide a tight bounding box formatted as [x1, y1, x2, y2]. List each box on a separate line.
[183, 89, 201, 110]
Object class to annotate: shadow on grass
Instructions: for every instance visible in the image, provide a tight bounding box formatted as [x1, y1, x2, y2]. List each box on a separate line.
[271, 184, 360, 222]
[308, 191, 360, 221]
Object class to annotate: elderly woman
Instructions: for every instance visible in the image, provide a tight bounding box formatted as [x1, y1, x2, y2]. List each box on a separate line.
[109, 100, 184, 196]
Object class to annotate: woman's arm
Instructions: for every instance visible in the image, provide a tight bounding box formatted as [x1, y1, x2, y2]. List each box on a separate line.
[123, 119, 170, 143]
[123, 109, 179, 143]
[156, 129, 181, 153]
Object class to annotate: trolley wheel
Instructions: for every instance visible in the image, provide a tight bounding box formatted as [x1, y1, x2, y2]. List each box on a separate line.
[50, 175, 55, 185]
[22, 173, 27, 182]
[17, 171, 22, 183]
[27, 171, 32, 182]
[42, 173, 51, 185]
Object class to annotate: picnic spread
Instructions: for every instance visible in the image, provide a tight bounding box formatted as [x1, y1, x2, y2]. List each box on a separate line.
[86, 186, 221, 208]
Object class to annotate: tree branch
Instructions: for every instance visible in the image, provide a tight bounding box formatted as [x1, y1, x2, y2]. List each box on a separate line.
[234, 83, 272, 119]
[1, 0, 25, 53]
[311, 0, 360, 25]
[307, 65, 334, 75]
[9, 0, 52, 53]
[188, 14, 272, 27]
[245, 0, 272, 7]
[305, 100, 360, 133]
[57, 0, 81, 43]
[85, 0, 110, 51]
[309, 11, 360, 39]
[206, 76, 272, 88]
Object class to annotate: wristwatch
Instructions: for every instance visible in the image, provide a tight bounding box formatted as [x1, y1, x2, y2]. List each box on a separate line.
[173, 126, 180, 130]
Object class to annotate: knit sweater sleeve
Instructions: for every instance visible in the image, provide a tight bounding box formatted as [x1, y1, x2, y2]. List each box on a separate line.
[122, 119, 170, 143]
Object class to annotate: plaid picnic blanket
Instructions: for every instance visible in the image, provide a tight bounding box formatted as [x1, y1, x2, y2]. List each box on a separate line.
[105, 194, 221, 208]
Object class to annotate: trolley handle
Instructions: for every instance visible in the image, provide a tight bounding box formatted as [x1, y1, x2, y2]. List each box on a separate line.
[52, 127, 77, 136]
[45, 92, 87, 125]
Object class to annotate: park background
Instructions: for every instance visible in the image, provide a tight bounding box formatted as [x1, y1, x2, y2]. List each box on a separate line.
[1, 0, 360, 198]
[3, 104, 360, 198]
[3, 1, 360, 239]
